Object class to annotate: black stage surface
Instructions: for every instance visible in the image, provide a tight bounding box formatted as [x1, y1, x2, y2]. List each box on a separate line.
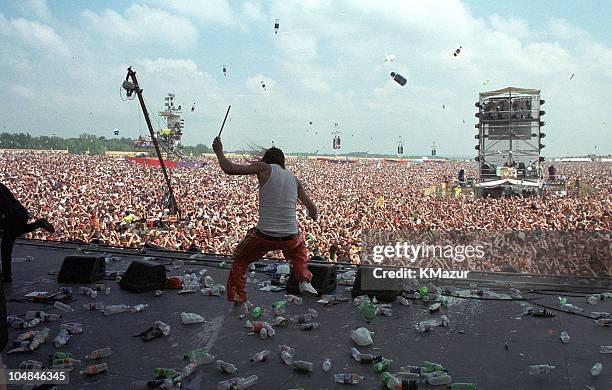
[2, 240, 611, 390]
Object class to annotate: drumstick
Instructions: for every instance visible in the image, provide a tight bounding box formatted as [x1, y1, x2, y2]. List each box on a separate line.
[217, 105, 231, 138]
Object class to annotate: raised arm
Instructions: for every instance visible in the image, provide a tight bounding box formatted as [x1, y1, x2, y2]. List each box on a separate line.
[297, 179, 318, 221]
[213, 137, 268, 176]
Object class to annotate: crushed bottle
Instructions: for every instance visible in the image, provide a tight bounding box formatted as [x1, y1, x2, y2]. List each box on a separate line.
[53, 302, 74, 313]
[591, 363, 602, 377]
[83, 302, 104, 310]
[155, 321, 171, 336]
[594, 318, 611, 327]
[322, 358, 332, 372]
[380, 372, 402, 389]
[85, 347, 112, 360]
[560, 331, 570, 344]
[290, 309, 318, 323]
[528, 364, 555, 375]
[81, 363, 108, 376]
[351, 347, 382, 364]
[181, 312, 205, 324]
[61, 323, 83, 334]
[301, 322, 320, 330]
[292, 360, 313, 374]
[423, 372, 452, 385]
[351, 327, 374, 346]
[334, 373, 365, 385]
[600, 345, 612, 354]
[373, 358, 393, 373]
[250, 350, 270, 362]
[53, 329, 71, 348]
[216, 360, 238, 374]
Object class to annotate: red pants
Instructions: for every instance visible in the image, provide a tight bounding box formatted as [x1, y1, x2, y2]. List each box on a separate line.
[227, 228, 312, 303]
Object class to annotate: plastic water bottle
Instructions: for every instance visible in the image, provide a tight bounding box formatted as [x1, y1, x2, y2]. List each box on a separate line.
[591, 363, 602, 377]
[416, 319, 439, 332]
[81, 363, 108, 376]
[131, 304, 148, 312]
[250, 350, 270, 362]
[594, 318, 611, 327]
[83, 302, 104, 310]
[562, 303, 584, 313]
[301, 322, 320, 330]
[103, 304, 130, 315]
[85, 347, 112, 360]
[61, 323, 83, 334]
[28, 328, 50, 350]
[181, 312, 205, 324]
[202, 287, 223, 296]
[424, 372, 452, 385]
[217, 377, 241, 390]
[529, 364, 555, 375]
[54, 301, 74, 312]
[591, 312, 610, 318]
[216, 360, 237, 374]
[204, 275, 214, 287]
[422, 361, 446, 373]
[155, 321, 171, 336]
[53, 329, 71, 347]
[184, 347, 213, 363]
[237, 375, 258, 389]
[292, 360, 313, 374]
[351, 347, 382, 364]
[334, 373, 364, 385]
[251, 307, 262, 319]
[560, 331, 570, 343]
[42, 313, 61, 321]
[586, 295, 599, 304]
[600, 345, 612, 354]
[321, 358, 332, 372]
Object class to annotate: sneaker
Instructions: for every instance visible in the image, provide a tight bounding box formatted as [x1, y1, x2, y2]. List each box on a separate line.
[37, 218, 55, 233]
[299, 281, 318, 296]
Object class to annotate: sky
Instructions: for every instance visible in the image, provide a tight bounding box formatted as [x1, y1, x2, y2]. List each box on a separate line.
[1, 0, 611, 157]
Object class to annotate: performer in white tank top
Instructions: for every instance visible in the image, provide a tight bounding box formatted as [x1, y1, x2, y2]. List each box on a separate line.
[212, 137, 319, 310]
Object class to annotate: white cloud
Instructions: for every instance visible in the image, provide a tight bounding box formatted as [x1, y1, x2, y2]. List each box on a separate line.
[0, 12, 69, 56]
[144, 0, 236, 26]
[140, 58, 203, 76]
[81, 4, 198, 48]
[241, 1, 265, 21]
[16, 0, 52, 21]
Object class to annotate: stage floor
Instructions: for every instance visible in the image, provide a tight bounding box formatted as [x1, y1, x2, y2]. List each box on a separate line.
[2, 241, 611, 390]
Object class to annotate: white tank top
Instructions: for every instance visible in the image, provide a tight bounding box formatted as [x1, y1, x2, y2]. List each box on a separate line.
[256, 164, 299, 236]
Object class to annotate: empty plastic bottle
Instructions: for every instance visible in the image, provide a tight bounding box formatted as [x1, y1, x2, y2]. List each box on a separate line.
[562, 303, 584, 313]
[217, 377, 241, 390]
[202, 286, 223, 296]
[390, 72, 407, 86]
[380, 372, 402, 389]
[292, 360, 313, 374]
[155, 321, 171, 336]
[181, 312, 205, 324]
[17, 330, 38, 341]
[334, 373, 365, 385]
[600, 345, 612, 354]
[190, 351, 215, 365]
[51, 352, 73, 360]
[131, 304, 148, 312]
[53, 329, 71, 347]
[373, 358, 393, 373]
[351, 347, 382, 364]
[184, 347, 211, 363]
[81, 363, 108, 376]
[85, 347, 112, 360]
[54, 301, 74, 313]
[528, 364, 555, 375]
[591, 363, 602, 377]
[83, 302, 104, 310]
[251, 307, 262, 319]
[560, 331, 570, 344]
[591, 311, 610, 318]
[322, 358, 332, 372]
[272, 316, 289, 327]
[416, 319, 439, 332]
[301, 322, 320, 330]
[237, 375, 258, 389]
[20, 360, 43, 369]
[28, 328, 50, 350]
[103, 304, 130, 315]
[42, 313, 61, 321]
[586, 295, 599, 305]
[61, 323, 83, 334]
[182, 362, 198, 377]
[424, 372, 452, 385]
[204, 275, 214, 287]
[594, 318, 611, 327]
[52, 358, 81, 366]
[250, 350, 270, 362]
[216, 360, 238, 374]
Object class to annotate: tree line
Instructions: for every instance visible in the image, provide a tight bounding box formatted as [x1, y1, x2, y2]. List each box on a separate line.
[0, 132, 211, 156]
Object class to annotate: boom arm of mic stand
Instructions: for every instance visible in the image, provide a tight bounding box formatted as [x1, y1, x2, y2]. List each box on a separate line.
[125, 67, 180, 217]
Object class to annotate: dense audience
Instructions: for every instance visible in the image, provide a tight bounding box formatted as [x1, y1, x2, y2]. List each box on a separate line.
[1, 151, 609, 276]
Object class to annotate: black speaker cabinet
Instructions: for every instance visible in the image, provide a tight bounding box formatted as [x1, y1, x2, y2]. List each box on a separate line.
[119, 260, 167, 293]
[351, 265, 404, 302]
[286, 262, 337, 296]
[57, 255, 105, 283]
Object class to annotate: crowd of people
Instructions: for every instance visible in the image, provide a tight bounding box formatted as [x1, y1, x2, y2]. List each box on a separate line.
[0, 150, 609, 276]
